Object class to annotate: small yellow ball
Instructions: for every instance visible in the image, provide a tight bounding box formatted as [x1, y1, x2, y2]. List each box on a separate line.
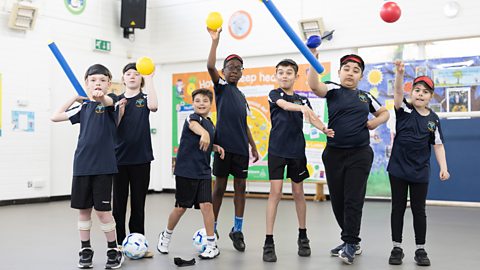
[206, 12, 223, 31]
[136, 57, 155, 75]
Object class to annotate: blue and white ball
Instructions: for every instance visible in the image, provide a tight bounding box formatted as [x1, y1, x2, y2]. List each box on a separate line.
[192, 228, 209, 253]
[122, 233, 148, 259]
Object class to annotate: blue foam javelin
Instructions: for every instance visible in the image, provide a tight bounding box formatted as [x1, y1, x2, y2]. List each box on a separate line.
[48, 41, 88, 97]
[261, 0, 325, 74]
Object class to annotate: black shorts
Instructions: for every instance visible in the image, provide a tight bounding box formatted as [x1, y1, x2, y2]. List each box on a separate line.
[71, 174, 113, 211]
[213, 151, 249, 179]
[268, 154, 309, 183]
[175, 176, 212, 209]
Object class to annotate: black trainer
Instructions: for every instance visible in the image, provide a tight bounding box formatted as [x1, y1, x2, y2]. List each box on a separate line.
[414, 248, 431, 266]
[262, 243, 277, 262]
[105, 248, 124, 269]
[78, 247, 94, 269]
[297, 237, 311, 257]
[388, 247, 404, 265]
[229, 229, 246, 252]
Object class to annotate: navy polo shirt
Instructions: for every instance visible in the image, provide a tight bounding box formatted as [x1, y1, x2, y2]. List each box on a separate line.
[174, 113, 215, 180]
[115, 92, 154, 165]
[325, 84, 382, 148]
[67, 94, 119, 176]
[387, 99, 444, 183]
[213, 77, 249, 157]
[268, 88, 311, 159]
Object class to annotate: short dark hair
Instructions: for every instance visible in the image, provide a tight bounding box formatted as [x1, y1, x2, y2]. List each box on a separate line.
[192, 88, 213, 102]
[122, 62, 145, 88]
[84, 64, 112, 80]
[223, 54, 243, 67]
[340, 54, 365, 72]
[276, 58, 299, 74]
[413, 76, 434, 92]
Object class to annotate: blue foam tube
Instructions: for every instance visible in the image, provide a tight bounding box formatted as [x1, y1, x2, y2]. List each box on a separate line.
[262, 0, 324, 73]
[48, 41, 88, 97]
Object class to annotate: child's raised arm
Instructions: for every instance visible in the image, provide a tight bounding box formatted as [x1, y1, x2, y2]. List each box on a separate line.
[394, 60, 405, 109]
[207, 28, 222, 84]
[50, 95, 86, 122]
[307, 48, 329, 98]
[143, 74, 158, 112]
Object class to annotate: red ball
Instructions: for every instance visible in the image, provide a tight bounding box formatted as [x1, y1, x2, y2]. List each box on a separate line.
[380, 1, 401, 23]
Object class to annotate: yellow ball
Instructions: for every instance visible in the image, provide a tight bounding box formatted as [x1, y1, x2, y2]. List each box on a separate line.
[206, 12, 223, 31]
[136, 57, 155, 75]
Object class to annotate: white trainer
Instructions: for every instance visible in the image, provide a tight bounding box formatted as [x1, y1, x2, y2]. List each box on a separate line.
[198, 245, 220, 259]
[157, 231, 171, 254]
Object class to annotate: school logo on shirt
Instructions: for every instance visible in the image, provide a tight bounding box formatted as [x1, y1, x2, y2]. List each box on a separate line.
[95, 104, 105, 114]
[427, 121, 436, 132]
[358, 93, 368, 103]
[135, 98, 146, 108]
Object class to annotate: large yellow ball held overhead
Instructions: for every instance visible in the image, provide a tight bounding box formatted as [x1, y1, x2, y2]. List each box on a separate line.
[206, 12, 223, 31]
[136, 57, 155, 75]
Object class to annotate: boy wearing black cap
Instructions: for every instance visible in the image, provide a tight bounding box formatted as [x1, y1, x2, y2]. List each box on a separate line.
[51, 64, 123, 269]
[307, 49, 390, 265]
[113, 63, 158, 257]
[387, 61, 449, 266]
[263, 59, 334, 262]
[207, 27, 259, 252]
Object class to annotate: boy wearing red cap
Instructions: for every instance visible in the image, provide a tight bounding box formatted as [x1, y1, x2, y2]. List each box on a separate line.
[206, 27, 259, 252]
[387, 61, 450, 266]
[307, 50, 390, 265]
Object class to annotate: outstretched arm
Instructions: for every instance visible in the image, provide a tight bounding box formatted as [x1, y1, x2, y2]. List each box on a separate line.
[207, 28, 222, 84]
[394, 60, 405, 109]
[433, 144, 450, 181]
[307, 48, 328, 97]
[50, 95, 86, 122]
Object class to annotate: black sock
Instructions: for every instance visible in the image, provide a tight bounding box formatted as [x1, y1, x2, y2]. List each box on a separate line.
[107, 241, 117, 249]
[81, 240, 91, 248]
[265, 235, 274, 245]
[299, 228, 307, 239]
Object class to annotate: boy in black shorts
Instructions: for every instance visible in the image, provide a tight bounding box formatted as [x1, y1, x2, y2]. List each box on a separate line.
[263, 59, 334, 262]
[207, 27, 259, 251]
[157, 89, 225, 259]
[51, 64, 123, 269]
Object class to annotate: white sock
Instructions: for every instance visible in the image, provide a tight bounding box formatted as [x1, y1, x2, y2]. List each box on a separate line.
[393, 241, 402, 248]
[164, 228, 173, 237]
[206, 236, 216, 247]
[416, 244, 425, 250]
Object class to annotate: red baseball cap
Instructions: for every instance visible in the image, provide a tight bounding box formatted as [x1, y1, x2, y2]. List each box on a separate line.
[413, 76, 434, 91]
[223, 54, 243, 67]
[340, 54, 365, 72]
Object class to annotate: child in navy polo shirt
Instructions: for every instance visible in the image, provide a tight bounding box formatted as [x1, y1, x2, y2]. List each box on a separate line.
[387, 61, 450, 266]
[50, 64, 123, 269]
[308, 49, 390, 265]
[157, 88, 225, 259]
[206, 27, 259, 252]
[262, 59, 334, 263]
[113, 63, 158, 257]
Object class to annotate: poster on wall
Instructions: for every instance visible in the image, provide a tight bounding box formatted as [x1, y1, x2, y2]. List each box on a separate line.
[359, 55, 480, 197]
[172, 62, 331, 183]
[11, 111, 35, 132]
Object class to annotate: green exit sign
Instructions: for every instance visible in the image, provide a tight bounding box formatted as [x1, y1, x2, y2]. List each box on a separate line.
[94, 39, 111, 52]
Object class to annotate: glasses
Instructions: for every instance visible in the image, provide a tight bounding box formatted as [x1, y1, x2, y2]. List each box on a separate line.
[225, 65, 244, 72]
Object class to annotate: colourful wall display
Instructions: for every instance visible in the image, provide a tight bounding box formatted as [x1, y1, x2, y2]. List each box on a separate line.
[172, 63, 331, 182]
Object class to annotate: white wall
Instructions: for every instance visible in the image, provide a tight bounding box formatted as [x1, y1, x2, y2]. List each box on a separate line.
[1, 0, 480, 200]
[0, 0, 154, 200]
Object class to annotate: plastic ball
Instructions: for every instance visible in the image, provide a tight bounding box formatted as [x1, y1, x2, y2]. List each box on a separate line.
[380, 1, 401, 23]
[136, 57, 155, 75]
[206, 12, 223, 31]
[306, 35, 321, 48]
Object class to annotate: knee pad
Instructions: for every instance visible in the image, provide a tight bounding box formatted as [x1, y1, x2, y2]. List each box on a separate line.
[78, 220, 92, 231]
[100, 221, 116, 233]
